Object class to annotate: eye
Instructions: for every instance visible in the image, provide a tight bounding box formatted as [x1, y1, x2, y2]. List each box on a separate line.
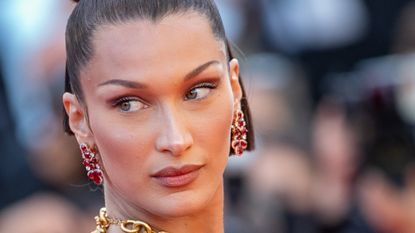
[184, 82, 217, 101]
[113, 97, 148, 113]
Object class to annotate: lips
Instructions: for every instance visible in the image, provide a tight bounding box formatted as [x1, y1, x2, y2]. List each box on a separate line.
[151, 164, 204, 187]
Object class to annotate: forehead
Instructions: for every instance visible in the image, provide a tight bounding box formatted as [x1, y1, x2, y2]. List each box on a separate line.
[84, 12, 226, 83]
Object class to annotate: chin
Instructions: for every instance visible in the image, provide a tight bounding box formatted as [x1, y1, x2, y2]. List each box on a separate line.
[151, 190, 212, 218]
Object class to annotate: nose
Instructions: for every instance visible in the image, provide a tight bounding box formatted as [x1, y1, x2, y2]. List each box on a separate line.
[155, 107, 193, 156]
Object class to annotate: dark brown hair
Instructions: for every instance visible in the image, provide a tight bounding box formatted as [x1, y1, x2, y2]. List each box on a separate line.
[64, 0, 254, 153]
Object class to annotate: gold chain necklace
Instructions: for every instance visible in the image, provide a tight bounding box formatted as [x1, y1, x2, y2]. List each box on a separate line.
[92, 207, 169, 233]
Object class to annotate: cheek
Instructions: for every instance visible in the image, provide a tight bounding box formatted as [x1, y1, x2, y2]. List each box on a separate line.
[196, 106, 232, 153]
[201, 114, 232, 177]
[89, 112, 155, 184]
[191, 90, 234, 169]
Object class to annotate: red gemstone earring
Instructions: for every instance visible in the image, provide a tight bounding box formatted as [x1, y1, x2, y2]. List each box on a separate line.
[80, 143, 103, 185]
[231, 109, 248, 156]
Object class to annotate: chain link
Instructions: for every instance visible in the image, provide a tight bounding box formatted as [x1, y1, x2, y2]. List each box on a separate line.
[92, 207, 168, 233]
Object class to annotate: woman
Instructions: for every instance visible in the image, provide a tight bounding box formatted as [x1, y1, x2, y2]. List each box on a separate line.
[62, 0, 254, 232]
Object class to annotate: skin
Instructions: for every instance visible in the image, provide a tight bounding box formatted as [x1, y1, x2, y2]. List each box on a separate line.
[63, 12, 242, 233]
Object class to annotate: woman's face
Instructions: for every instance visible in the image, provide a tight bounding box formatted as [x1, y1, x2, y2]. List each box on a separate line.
[64, 12, 241, 218]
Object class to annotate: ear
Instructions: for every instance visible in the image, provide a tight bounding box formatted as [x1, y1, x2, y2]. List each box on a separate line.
[229, 58, 242, 108]
[62, 93, 93, 144]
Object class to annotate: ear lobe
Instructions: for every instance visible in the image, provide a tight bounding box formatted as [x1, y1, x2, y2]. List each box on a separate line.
[62, 92, 92, 141]
[229, 58, 242, 106]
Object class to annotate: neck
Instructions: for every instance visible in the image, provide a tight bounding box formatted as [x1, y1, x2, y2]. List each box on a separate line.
[104, 184, 225, 233]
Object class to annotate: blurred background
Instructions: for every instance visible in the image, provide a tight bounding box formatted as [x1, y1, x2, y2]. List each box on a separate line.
[1, 0, 415, 232]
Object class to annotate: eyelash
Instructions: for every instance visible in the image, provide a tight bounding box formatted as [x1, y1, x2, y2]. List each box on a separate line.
[112, 96, 142, 107]
[185, 81, 218, 100]
[192, 82, 217, 90]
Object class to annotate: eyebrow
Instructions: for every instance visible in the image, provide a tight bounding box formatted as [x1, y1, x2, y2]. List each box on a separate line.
[97, 60, 221, 88]
[97, 79, 147, 88]
[184, 60, 221, 81]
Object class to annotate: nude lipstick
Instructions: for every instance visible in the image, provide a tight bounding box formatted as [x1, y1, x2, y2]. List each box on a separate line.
[151, 164, 203, 187]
